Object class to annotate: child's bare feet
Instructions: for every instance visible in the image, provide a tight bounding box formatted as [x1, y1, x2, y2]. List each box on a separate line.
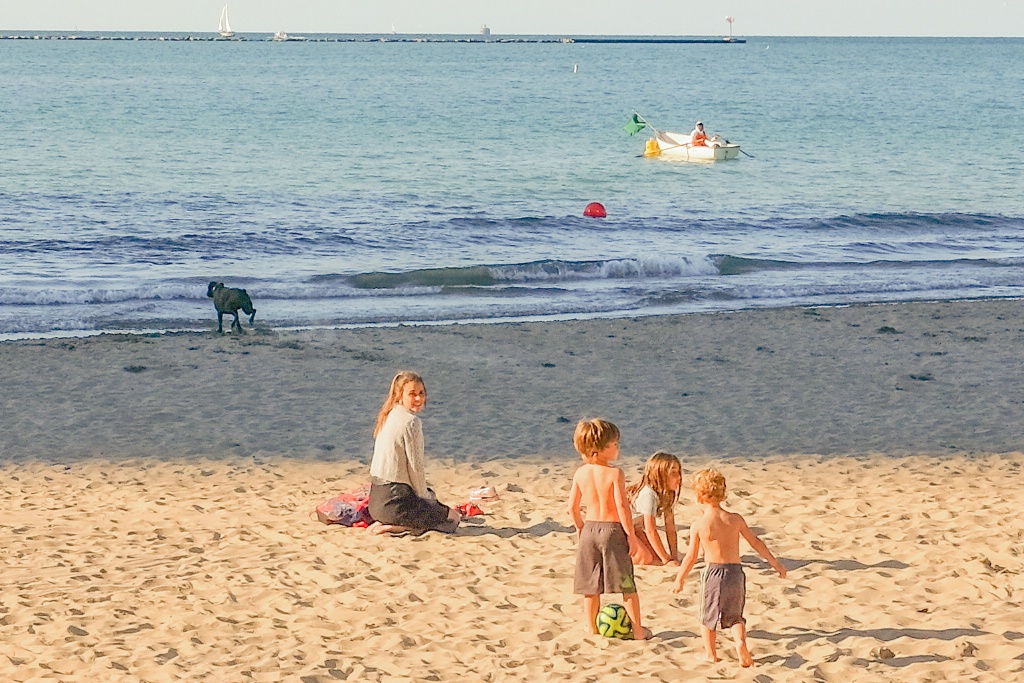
[700, 626, 719, 663]
[737, 643, 754, 667]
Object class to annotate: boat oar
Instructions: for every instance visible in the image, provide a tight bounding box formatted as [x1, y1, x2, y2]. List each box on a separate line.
[642, 128, 695, 157]
[645, 140, 692, 156]
[722, 138, 754, 158]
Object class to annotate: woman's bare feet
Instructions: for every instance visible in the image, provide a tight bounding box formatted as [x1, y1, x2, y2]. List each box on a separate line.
[367, 521, 411, 535]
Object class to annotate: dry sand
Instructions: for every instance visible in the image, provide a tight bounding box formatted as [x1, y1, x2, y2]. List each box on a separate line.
[2, 299, 1024, 681]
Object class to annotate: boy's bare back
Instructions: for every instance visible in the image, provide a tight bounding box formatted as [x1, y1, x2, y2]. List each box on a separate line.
[692, 506, 748, 565]
[686, 501, 786, 580]
[570, 463, 630, 523]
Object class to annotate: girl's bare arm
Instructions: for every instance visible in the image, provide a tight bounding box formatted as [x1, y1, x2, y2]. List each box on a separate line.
[665, 510, 679, 562]
[642, 514, 672, 564]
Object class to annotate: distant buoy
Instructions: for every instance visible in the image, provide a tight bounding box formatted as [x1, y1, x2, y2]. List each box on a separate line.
[573, 63, 579, 73]
[583, 202, 606, 218]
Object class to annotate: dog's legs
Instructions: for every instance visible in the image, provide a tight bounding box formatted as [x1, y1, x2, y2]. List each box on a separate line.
[217, 312, 224, 333]
[232, 312, 242, 333]
[248, 310, 256, 326]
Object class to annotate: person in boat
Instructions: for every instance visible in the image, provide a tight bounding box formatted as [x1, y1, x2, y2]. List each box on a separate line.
[690, 121, 709, 147]
[367, 371, 462, 535]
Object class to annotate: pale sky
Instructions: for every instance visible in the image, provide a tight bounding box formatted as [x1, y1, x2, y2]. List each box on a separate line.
[3, 0, 1022, 37]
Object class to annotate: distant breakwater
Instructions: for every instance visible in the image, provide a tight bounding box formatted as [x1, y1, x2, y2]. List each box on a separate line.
[0, 33, 746, 44]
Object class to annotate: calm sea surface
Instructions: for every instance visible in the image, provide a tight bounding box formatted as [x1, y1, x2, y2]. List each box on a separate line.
[1, 34, 1022, 337]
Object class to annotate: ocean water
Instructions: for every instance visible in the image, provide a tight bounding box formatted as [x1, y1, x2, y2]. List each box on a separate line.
[1, 34, 1023, 338]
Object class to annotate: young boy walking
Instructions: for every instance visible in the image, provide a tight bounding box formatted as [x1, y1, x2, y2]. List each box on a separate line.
[568, 418, 648, 640]
[672, 468, 786, 666]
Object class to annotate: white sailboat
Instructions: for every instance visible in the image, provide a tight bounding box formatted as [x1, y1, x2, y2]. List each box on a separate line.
[218, 4, 234, 38]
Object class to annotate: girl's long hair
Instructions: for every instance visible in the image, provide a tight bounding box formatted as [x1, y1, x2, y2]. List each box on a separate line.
[373, 371, 426, 438]
[627, 451, 682, 516]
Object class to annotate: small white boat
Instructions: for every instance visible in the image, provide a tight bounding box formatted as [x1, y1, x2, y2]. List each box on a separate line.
[218, 4, 234, 38]
[625, 112, 742, 162]
[645, 131, 741, 161]
[272, 31, 288, 41]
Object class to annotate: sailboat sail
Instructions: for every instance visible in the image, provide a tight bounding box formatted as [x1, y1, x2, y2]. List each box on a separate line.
[218, 5, 234, 37]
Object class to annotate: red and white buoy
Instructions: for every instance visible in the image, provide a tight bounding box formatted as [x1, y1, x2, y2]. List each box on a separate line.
[583, 202, 607, 218]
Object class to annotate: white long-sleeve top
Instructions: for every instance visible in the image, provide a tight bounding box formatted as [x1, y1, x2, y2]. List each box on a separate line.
[369, 404, 427, 498]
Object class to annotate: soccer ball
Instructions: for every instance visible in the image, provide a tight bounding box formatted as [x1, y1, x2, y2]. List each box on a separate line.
[595, 603, 633, 639]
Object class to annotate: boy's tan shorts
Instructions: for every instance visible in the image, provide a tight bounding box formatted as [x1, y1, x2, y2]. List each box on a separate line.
[574, 521, 637, 595]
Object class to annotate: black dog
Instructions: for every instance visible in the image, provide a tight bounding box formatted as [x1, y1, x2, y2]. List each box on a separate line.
[207, 281, 256, 333]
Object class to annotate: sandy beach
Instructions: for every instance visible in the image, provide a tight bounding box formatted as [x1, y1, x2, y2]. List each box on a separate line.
[2, 299, 1024, 681]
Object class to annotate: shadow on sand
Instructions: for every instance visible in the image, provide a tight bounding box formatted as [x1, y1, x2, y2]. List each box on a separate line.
[747, 625, 985, 668]
[754, 556, 910, 572]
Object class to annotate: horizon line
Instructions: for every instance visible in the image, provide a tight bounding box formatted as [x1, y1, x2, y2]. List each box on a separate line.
[2, 30, 1022, 39]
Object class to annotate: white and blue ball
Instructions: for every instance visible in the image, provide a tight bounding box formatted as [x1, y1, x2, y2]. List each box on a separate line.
[595, 603, 633, 639]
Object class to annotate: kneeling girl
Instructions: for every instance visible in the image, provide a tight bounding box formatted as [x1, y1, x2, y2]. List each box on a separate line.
[627, 451, 682, 566]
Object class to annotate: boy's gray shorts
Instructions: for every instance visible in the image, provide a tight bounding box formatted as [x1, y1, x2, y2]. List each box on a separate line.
[574, 521, 637, 595]
[700, 563, 746, 629]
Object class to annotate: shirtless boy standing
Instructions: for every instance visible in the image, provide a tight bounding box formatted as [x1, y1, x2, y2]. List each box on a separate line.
[672, 468, 787, 666]
[568, 418, 648, 640]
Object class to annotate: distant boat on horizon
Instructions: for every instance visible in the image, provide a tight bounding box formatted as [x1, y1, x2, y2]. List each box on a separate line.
[480, 25, 491, 36]
[218, 4, 234, 38]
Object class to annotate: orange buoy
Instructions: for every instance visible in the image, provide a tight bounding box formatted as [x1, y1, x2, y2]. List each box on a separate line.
[583, 202, 607, 218]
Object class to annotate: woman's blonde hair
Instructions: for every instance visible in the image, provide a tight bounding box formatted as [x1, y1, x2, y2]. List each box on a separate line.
[373, 371, 426, 437]
[691, 468, 727, 504]
[627, 451, 682, 516]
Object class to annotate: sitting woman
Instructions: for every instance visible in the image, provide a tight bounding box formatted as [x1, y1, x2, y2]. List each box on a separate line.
[368, 371, 461, 535]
